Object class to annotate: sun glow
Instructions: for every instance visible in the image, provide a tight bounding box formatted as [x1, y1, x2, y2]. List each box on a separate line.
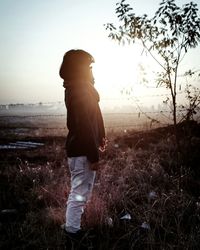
[93, 45, 142, 94]
[92, 44, 157, 106]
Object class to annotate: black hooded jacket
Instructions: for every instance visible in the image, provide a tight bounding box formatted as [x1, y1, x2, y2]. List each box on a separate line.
[64, 82, 105, 163]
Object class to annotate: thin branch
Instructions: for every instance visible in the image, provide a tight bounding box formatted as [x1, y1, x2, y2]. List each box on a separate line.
[141, 39, 167, 71]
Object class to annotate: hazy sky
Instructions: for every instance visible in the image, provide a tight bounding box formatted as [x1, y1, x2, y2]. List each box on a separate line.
[0, 0, 200, 105]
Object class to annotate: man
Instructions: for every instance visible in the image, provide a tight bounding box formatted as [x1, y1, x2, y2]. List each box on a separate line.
[59, 49, 106, 238]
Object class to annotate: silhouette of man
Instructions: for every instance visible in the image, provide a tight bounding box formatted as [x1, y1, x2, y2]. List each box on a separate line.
[59, 49, 106, 237]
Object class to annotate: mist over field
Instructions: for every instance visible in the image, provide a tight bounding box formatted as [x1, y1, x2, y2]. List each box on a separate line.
[1, 101, 199, 133]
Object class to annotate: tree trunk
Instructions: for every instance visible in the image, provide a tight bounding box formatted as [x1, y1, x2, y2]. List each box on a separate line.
[172, 95, 180, 151]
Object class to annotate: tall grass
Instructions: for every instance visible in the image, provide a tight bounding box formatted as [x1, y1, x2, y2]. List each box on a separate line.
[0, 126, 200, 249]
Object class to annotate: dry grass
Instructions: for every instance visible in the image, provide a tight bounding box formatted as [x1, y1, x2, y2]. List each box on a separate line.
[0, 125, 200, 249]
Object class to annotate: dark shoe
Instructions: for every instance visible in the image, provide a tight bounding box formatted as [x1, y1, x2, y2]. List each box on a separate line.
[61, 224, 95, 249]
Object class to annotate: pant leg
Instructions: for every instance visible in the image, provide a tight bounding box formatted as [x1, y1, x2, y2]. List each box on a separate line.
[65, 156, 96, 233]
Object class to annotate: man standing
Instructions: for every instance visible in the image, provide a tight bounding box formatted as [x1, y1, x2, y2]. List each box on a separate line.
[59, 49, 106, 238]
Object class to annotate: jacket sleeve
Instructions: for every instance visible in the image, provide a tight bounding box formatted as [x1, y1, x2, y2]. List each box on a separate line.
[73, 94, 100, 163]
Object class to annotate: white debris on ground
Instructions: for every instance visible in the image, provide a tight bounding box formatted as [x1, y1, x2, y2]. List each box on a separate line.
[141, 222, 150, 230]
[120, 213, 131, 220]
[148, 191, 157, 202]
[105, 217, 113, 227]
[0, 141, 44, 149]
[1, 209, 17, 214]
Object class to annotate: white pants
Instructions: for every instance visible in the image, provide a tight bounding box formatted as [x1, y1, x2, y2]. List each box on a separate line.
[65, 156, 96, 233]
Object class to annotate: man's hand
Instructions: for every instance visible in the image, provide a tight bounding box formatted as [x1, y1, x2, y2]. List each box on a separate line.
[99, 138, 108, 152]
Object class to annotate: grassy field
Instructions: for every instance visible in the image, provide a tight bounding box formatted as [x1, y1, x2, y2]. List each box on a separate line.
[0, 120, 200, 249]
